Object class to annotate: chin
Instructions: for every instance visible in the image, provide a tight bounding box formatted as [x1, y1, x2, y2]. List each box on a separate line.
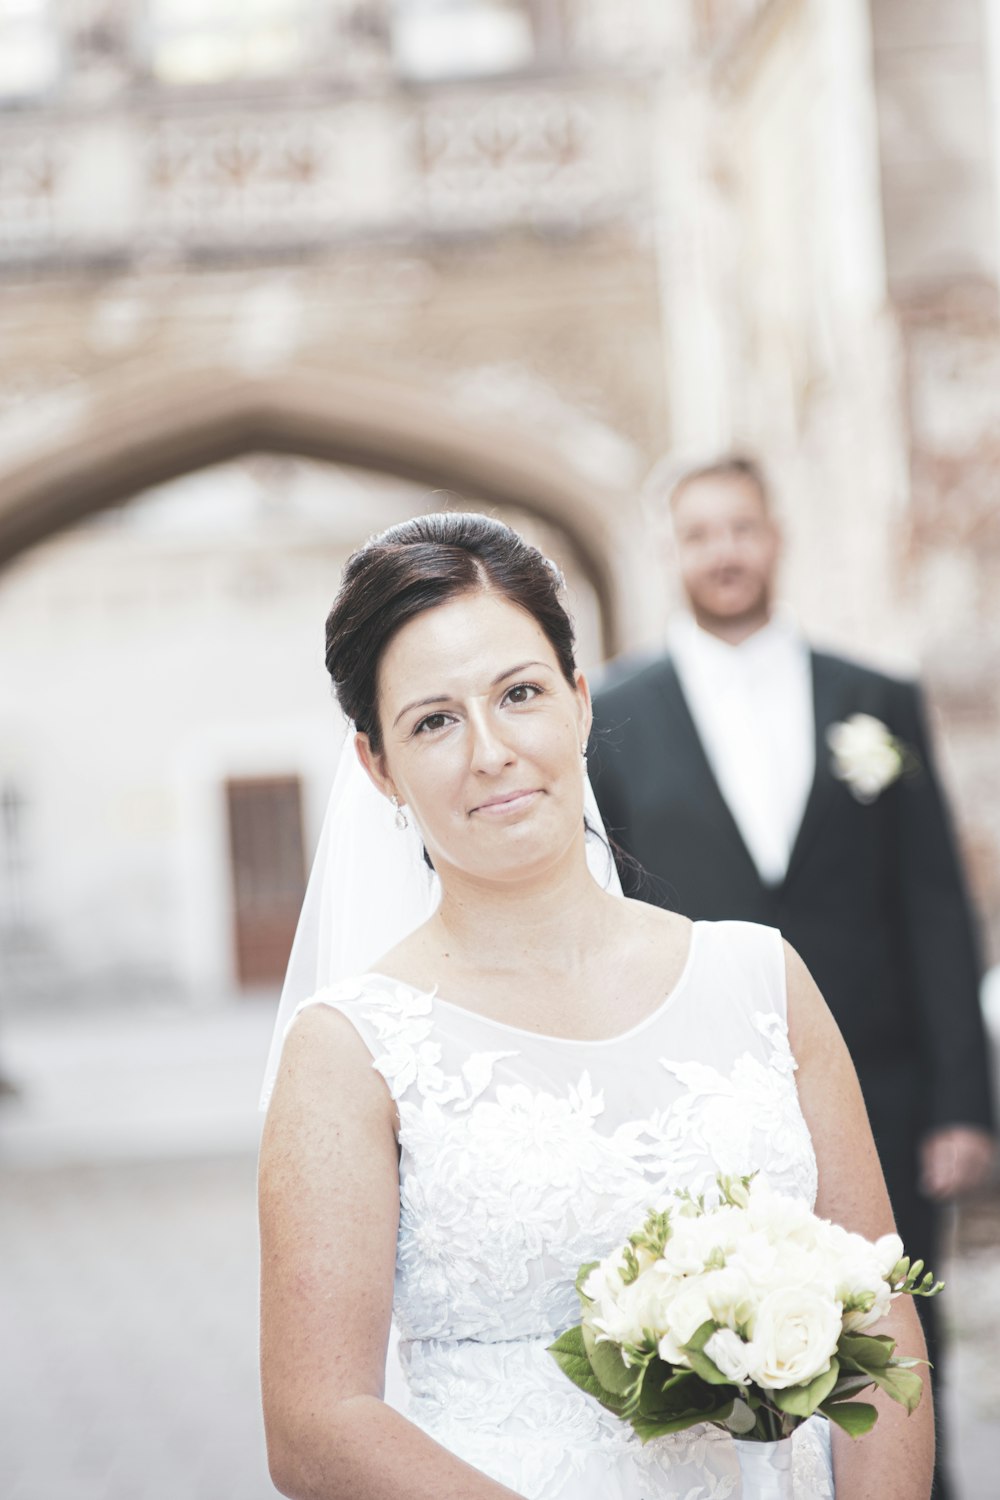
[704, 590, 767, 622]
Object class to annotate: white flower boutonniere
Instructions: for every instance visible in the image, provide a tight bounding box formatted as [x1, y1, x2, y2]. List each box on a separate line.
[826, 713, 914, 804]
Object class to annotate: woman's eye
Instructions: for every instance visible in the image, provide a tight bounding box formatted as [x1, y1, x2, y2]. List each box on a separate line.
[505, 682, 542, 706]
[414, 712, 452, 735]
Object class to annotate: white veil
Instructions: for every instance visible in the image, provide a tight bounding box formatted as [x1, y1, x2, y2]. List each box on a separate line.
[259, 725, 623, 1110]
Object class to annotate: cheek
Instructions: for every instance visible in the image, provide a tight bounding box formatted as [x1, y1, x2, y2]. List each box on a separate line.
[745, 540, 775, 574]
[406, 736, 502, 832]
[526, 712, 584, 769]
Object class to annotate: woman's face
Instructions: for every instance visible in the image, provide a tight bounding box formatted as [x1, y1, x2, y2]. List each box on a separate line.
[357, 590, 592, 886]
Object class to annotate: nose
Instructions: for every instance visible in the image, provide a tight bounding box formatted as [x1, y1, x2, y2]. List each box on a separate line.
[467, 705, 515, 775]
[707, 529, 744, 568]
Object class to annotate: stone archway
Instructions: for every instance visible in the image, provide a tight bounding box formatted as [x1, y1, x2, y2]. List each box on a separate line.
[0, 364, 627, 654]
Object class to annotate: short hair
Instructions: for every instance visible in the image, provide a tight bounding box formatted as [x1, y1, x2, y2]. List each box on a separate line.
[647, 453, 771, 512]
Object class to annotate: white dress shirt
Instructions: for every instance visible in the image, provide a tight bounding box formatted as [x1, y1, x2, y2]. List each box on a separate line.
[668, 609, 815, 886]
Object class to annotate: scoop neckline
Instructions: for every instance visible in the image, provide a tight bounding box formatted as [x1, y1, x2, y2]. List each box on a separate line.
[364, 919, 703, 1048]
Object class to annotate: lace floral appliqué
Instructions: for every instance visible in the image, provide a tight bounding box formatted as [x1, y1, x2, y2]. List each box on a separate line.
[302, 961, 830, 1499]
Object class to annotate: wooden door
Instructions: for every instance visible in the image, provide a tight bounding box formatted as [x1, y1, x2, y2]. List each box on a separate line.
[225, 775, 306, 987]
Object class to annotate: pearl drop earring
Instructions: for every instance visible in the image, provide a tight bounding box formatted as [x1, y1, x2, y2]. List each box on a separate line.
[391, 794, 408, 831]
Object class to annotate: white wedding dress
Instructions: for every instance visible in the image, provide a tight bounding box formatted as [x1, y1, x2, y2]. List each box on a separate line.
[296, 919, 835, 1498]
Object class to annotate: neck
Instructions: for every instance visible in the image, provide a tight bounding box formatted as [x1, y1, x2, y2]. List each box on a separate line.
[690, 600, 772, 646]
[431, 836, 612, 981]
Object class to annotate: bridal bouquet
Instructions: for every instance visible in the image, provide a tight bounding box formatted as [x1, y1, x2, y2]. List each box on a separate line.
[549, 1175, 941, 1447]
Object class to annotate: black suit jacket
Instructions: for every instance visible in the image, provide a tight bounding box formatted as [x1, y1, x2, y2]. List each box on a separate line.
[589, 650, 994, 1188]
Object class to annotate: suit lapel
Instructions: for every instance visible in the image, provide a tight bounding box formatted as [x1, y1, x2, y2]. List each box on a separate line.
[654, 658, 765, 884]
[783, 651, 849, 884]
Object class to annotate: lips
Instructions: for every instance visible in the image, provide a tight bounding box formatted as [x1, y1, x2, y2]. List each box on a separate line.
[471, 789, 541, 815]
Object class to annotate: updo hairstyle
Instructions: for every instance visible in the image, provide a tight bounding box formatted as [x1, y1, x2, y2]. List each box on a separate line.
[325, 512, 578, 754]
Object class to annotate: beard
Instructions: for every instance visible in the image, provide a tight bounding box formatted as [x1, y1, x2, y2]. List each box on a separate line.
[689, 573, 772, 633]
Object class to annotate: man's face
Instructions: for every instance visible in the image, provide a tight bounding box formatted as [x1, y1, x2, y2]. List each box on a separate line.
[670, 473, 780, 627]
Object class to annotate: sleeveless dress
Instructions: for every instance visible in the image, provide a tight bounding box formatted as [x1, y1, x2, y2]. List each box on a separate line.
[296, 919, 835, 1498]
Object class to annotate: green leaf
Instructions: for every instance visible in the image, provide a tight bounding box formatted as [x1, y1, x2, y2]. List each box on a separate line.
[640, 1363, 730, 1421]
[677, 1320, 738, 1389]
[680, 1322, 736, 1388]
[549, 1325, 587, 1360]
[821, 1400, 879, 1438]
[583, 1325, 641, 1397]
[548, 1327, 629, 1415]
[839, 1333, 896, 1370]
[639, 1365, 697, 1418]
[771, 1360, 840, 1418]
[829, 1372, 876, 1400]
[632, 1405, 730, 1444]
[868, 1363, 924, 1415]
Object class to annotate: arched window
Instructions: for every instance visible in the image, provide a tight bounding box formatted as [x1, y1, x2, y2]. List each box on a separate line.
[0, 0, 59, 103]
[145, 0, 316, 85]
[392, 0, 540, 80]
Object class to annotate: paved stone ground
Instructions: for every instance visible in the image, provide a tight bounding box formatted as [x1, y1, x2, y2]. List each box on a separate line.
[0, 1156, 277, 1500]
[0, 1006, 997, 1497]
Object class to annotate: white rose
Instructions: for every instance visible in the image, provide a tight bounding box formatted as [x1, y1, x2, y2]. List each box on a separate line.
[826, 714, 904, 802]
[746, 1286, 843, 1389]
[705, 1327, 754, 1384]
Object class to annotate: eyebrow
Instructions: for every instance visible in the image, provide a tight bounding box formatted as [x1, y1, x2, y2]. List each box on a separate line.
[392, 660, 553, 728]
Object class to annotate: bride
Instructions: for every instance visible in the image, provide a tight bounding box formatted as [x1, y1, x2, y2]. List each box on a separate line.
[257, 512, 933, 1498]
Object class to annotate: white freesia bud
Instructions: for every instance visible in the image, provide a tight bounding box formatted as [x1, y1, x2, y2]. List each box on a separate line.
[582, 1252, 627, 1309]
[842, 1278, 892, 1333]
[702, 1265, 755, 1330]
[659, 1225, 708, 1277]
[728, 1229, 781, 1291]
[745, 1179, 819, 1247]
[658, 1278, 714, 1366]
[619, 1264, 676, 1340]
[705, 1328, 754, 1384]
[790, 1220, 895, 1331]
[875, 1233, 905, 1278]
[747, 1287, 843, 1389]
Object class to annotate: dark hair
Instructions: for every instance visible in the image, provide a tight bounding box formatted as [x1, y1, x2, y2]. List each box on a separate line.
[325, 512, 578, 754]
[670, 453, 770, 511]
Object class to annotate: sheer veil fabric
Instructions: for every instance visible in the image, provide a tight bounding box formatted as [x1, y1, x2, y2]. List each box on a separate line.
[259, 725, 623, 1110]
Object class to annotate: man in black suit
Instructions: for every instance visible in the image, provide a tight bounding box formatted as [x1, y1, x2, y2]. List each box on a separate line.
[590, 456, 994, 1499]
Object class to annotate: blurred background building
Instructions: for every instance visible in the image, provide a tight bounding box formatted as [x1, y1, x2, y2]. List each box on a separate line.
[1, 4, 999, 1495]
[1, 0, 1000, 1007]
[2, 0, 1000, 1013]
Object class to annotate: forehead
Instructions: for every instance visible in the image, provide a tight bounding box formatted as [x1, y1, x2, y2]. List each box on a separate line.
[672, 473, 767, 527]
[376, 590, 556, 700]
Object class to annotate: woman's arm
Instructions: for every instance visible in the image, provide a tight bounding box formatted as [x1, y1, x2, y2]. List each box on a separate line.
[258, 1005, 520, 1500]
[784, 940, 935, 1500]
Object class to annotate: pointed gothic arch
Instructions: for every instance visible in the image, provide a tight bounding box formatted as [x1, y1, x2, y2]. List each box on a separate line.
[0, 365, 625, 654]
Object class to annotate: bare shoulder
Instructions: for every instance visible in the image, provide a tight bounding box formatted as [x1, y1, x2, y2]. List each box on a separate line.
[617, 897, 693, 967]
[267, 1002, 394, 1140]
[780, 936, 849, 1071]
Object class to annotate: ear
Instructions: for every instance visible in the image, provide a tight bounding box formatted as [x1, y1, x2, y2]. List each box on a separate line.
[355, 732, 400, 805]
[575, 670, 593, 749]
